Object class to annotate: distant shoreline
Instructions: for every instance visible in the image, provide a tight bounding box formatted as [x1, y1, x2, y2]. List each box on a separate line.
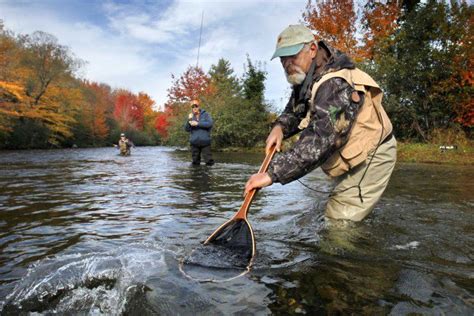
[1, 143, 473, 165]
[216, 143, 474, 165]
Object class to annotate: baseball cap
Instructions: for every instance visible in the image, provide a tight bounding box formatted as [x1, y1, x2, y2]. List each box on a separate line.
[271, 24, 315, 60]
[120, 133, 125, 137]
[191, 99, 200, 107]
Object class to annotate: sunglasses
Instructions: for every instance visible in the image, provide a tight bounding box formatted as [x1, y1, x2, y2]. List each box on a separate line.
[192, 104, 199, 108]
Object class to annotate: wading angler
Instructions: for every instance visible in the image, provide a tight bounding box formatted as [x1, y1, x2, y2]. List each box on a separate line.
[245, 24, 397, 222]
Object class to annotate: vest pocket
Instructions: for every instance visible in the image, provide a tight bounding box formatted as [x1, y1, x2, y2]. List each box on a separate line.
[340, 142, 366, 169]
[321, 152, 349, 177]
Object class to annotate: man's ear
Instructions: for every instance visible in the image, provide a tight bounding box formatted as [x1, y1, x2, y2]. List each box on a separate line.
[310, 42, 318, 58]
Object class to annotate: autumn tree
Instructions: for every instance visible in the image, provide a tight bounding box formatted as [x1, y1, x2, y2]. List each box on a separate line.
[71, 81, 111, 146]
[361, 0, 401, 60]
[371, 0, 473, 140]
[302, 0, 361, 60]
[447, 0, 473, 128]
[0, 23, 161, 148]
[20, 31, 80, 106]
[139, 92, 161, 144]
[154, 109, 171, 139]
[161, 66, 211, 145]
[166, 66, 211, 106]
[0, 81, 22, 141]
[0, 24, 25, 138]
[0, 29, 82, 147]
[0, 20, 19, 81]
[113, 90, 144, 131]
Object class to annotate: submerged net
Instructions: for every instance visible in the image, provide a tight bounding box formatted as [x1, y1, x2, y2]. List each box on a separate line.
[209, 220, 253, 252]
[181, 220, 254, 281]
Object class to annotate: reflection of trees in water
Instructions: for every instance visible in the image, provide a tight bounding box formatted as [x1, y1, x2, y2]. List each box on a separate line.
[188, 167, 212, 208]
[187, 166, 211, 192]
[169, 165, 215, 209]
[168, 161, 251, 212]
[185, 166, 211, 207]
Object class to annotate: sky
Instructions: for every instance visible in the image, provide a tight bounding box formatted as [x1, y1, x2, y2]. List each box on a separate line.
[0, 0, 307, 110]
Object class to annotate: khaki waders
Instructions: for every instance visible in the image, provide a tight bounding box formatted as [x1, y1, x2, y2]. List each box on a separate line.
[326, 136, 397, 222]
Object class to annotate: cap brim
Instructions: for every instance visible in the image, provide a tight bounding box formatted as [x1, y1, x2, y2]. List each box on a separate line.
[271, 43, 304, 60]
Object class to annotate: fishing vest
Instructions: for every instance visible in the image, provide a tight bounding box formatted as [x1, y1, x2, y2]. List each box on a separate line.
[119, 140, 130, 155]
[298, 68, 393, 177]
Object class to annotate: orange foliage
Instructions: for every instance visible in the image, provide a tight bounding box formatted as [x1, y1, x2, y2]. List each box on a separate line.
[0, 81, 23, 102]
[361, 1, 401, 60]
[453, 9, 473, 127]
[139, 92, 156, 120]
[165, 66, 211, 107]
[0, 81, 22, 131]
[1, 24, 164, 147]
[31, 84, 80, 144]
[0, 80, 77, 143]
[452, 52, 474, 127]
[139, 92, 160, 136]
[114, 90, 145, 131]
[81, 81, 112, 142]
[154, 108, 172, 138]
[0, 33, 18, 81]
[158, 66, 211, 138]
[302, 0, 361, 60]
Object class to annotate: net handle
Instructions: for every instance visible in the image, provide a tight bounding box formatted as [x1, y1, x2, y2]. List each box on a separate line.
[233, 144, 277, 219]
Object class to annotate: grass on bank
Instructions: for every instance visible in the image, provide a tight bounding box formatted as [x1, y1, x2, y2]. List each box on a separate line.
[216, 142, 474, 165]
[397, 142, 474, 165]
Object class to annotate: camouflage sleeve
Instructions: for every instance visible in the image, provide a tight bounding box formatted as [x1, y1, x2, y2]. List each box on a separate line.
[267, 78, 363, 184]
[273, 90, 306, 139]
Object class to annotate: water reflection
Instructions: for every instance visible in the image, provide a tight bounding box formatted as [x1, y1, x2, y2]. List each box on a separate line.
[0, 147, 473, 314]
[180, 165, 213, 209]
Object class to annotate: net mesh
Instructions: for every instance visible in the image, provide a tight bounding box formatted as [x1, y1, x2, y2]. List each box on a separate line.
[182, 219, 254, 281]
[209, 219, 253, 252]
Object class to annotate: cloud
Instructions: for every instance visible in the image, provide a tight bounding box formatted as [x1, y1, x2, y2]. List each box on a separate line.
[0, 0, 305, 110]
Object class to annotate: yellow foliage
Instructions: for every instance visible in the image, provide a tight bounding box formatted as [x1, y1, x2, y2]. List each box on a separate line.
[0, 80, 24, 131]
[0, 79, 79, 144]
[0, 80, 24, 101]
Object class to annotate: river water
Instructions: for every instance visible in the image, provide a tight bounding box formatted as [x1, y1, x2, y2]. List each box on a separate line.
[0, 147, 472, 315]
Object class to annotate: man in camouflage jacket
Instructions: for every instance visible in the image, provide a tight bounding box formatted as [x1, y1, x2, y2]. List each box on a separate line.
[244, 25, 396, 222]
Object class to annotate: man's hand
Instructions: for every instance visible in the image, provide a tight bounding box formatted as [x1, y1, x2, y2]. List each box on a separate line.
[190, 121, 198, 127]
[265, 125, 284, 155]
[188, 113, 193, 119]
[244, 172, 272, 197]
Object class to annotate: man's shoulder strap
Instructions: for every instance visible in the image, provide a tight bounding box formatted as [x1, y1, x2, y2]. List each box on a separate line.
[311, 68, 380, 98]
[298, 68, 381, 130]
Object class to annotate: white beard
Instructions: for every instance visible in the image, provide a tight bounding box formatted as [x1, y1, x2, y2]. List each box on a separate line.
[285, 68, 306, 85]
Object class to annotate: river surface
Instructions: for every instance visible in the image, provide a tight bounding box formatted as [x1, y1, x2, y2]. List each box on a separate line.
[0, 146, 472, 315]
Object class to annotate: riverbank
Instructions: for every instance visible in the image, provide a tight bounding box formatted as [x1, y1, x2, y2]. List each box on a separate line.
[397, 142, 474, 165]
[2, 142, 473, 165]
[217, 142, 474, 165]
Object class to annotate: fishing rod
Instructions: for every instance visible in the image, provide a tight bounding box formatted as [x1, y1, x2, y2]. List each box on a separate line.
[196, 10, 204, 68]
